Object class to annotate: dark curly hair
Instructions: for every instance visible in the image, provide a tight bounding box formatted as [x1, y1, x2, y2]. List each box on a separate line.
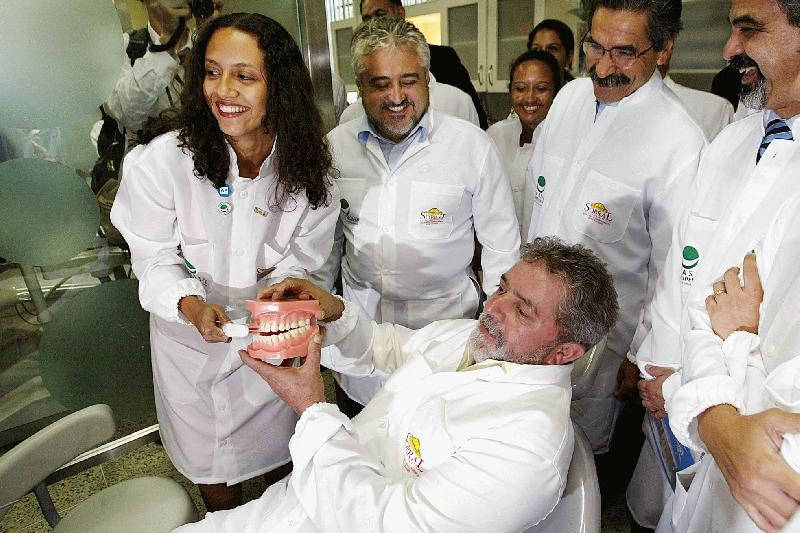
[139, 13, 332, 209]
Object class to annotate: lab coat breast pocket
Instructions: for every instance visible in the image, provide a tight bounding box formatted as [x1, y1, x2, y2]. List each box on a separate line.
[337, 178, 367, 228]
[407, 181, 464, 240]
[571, 170, 637, 244]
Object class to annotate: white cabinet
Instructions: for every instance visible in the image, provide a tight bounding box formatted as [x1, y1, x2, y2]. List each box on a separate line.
[442, 0, 536, 93]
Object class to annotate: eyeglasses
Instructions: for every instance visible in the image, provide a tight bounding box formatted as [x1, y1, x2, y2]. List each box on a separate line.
[581, 32, 655, 68]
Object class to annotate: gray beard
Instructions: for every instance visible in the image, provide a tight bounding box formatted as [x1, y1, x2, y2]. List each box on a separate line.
[741, 76, 768, 111]
[467, 324, 557, 365]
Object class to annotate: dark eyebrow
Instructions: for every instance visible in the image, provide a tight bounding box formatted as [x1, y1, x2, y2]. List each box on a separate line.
[586, 36, 637, 53]
[205, 59, 259, 69]
[500, 273, 534, 310]
[731, 14, 765, 29]
[368, 75, 390, 85]
[400, 73, 421, 79]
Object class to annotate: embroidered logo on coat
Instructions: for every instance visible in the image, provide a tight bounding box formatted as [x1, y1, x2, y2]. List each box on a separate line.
[583, 202, 613, 225]
[534, 175, 546, 206]
[420, 207, 446, 225]
[403, 433, 425, 475]
[341, 198, 359, 225]
[681, 246, 700, 286]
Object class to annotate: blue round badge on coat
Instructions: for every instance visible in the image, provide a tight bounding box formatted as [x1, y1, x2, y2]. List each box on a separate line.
[218, 185, 233, 197]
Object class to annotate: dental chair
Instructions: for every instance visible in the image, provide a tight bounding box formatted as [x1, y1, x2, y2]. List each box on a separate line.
[0, 404, 197, 532]
[525, 339, 606, 533]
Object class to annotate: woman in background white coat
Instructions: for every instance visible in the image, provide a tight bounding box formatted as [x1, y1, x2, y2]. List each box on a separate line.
[111, 13, 339, 511]
[487, 49, 561, 232]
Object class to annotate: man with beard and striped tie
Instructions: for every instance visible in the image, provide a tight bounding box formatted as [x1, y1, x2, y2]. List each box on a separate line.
[624, 0, 800, 530]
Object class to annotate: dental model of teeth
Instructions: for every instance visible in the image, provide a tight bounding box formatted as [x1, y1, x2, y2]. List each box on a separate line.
[239, 299, 320, 364]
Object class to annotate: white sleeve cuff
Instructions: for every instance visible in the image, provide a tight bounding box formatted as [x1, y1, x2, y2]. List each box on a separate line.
[320, 296, 358, 347]
[667, 375, 744, 452]
[289, 402, 351, 469]
[165, 278, 206, 325]
[637, 361, 681, 380]
[661, 370, 682, 406]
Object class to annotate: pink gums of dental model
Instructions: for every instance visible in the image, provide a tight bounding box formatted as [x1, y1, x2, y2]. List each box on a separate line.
[245, 299, 320, 361]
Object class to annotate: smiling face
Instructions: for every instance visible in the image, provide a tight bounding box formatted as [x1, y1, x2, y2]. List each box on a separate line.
[587, 7, 670, 103]
[203, 28, 270, 148]
[530, 28, 573, 70]
[724, 0, 800, 117]
[511, 59, 557, 136]
[469, 261, 568, 365]
[359, 44, 430, 142]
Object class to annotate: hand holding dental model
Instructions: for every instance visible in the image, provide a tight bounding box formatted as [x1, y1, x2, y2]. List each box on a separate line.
[222, 278, 342, 364]
[240, 333, 325, 416]
[257, 277, 345, 322]
[233, 278, 347, 413]
[224, 299, 321, 363]
[178, 295, 231, 343]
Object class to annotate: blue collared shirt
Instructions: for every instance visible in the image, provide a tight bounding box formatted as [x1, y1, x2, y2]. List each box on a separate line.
[357, 111, 431, 170]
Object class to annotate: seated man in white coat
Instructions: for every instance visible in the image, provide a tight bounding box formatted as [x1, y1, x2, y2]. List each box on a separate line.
[523, 0, 706, 453]
[175, 237, 619, 533]
[623, 0, 800, 528]
[315, 18, 520, 411]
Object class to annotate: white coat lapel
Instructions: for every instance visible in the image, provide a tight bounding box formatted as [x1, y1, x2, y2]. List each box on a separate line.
[692, 140, 800, 296]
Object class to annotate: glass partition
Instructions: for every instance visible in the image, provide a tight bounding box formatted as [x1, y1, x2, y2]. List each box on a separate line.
[0, 0, 332, 454]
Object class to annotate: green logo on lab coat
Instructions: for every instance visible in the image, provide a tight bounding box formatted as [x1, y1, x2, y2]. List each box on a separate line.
[682, 246, 699, 269]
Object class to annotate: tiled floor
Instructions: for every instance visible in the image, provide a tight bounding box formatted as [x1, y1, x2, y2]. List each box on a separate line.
[0, 371, 633, 533]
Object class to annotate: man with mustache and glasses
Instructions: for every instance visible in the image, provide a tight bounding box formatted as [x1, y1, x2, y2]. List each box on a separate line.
[521, 0, 706, 458]
[624, 0, 800, 531]
[314, 17, 520, 415]
[175, 237, 619, 533]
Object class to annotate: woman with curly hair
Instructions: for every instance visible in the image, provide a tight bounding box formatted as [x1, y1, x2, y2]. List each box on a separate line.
[111, 13, 339, 511]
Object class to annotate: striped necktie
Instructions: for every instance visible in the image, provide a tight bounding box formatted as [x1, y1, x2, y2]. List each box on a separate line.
[757, 118, 793, 163]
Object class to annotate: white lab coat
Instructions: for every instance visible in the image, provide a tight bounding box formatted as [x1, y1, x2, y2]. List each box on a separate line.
[105, 26, 184, 132]
[659, 189, 800, 533]
[110, 131, 340, 483]
[628, 111, 800, 527]
[664, 76, 734, 141]
[316, 110, 520, 404]
[524, 73, 706, 451]
[338, 73, 480, 127]
[486, 116, 539, 234]
[175, 305, 574, 533]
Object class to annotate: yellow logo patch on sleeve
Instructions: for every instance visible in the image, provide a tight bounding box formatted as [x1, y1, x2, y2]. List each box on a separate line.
[403, 433, 425, 475]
